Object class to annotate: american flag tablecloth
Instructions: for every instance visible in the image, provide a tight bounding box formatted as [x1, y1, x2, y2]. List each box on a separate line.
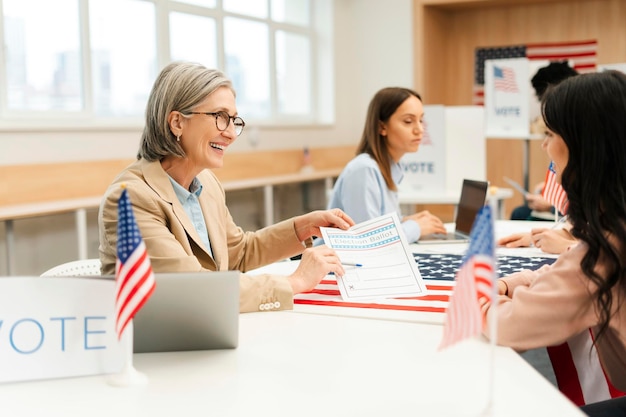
[294, 253, 555, 316]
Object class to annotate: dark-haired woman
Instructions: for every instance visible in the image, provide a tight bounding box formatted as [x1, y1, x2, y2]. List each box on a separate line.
[481, 70, 626, 414]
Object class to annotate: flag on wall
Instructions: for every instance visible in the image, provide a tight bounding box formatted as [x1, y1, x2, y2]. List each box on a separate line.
[439, 205, 496, 350]
[115, 188, 156, 339]
[473, 40, 598, 105]
[542, 161, 569, 215]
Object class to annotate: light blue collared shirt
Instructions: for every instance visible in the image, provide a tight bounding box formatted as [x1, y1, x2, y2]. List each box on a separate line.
[326, 153, 420, 242]
[168, 176, 213, 257]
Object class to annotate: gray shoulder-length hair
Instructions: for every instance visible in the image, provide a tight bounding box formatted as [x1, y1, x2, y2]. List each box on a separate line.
[138, 61, 234, 161]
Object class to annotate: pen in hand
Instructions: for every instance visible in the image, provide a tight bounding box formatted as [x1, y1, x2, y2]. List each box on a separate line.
[329, 262, 362, 275]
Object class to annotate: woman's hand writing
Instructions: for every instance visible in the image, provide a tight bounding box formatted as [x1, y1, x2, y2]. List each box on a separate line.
[287, 246, 344, 294]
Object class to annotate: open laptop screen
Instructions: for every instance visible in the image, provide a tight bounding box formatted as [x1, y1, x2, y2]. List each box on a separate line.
[455, 179, 489, 235]
[130, 271, 240, 353]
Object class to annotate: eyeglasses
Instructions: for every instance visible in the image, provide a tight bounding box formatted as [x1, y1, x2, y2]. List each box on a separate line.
[184, 111, 246, 136]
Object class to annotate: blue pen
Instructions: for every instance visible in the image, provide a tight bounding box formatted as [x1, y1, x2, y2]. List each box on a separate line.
[329, 263, 362, 275]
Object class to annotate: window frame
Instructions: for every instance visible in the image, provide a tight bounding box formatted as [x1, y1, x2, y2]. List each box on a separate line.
[0, 0, 333, 131]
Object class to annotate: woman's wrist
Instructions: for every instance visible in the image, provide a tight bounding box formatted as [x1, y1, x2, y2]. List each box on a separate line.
[293, 214, 308, 242]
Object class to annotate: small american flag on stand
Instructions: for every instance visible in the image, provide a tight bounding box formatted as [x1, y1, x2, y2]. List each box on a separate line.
[542, 161, 569, 215]
[115, 188, 156, 340]
[439, 205, 496, 350]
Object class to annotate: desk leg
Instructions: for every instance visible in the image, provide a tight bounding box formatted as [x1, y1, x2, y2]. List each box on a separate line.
[5, 220, 16, 275]
[523, 138, 530, 191]
[497, 199, 506, 220]
[263, 185, 274, 227]
[324, 177, 334, 206]
[75, 209, 88, 260]
[488, 199, 502, 220]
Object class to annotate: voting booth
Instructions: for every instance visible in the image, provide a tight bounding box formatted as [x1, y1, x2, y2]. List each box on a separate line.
[398, 105, 486, 194]
[483, 57, 550, 190]
[484, 57, 531, 139]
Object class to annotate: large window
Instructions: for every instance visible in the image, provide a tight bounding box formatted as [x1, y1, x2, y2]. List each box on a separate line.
[0, 0, 333, 127]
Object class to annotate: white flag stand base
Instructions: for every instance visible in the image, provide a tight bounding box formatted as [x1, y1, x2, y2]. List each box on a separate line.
[106, 320, 148, 387]
[106, 365, 149, 387]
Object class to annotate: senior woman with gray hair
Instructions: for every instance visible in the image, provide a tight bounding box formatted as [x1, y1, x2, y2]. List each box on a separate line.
[99, 61, 354, 312]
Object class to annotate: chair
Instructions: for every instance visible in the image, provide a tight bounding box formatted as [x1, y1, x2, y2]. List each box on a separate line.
[40, 259, 102, 277]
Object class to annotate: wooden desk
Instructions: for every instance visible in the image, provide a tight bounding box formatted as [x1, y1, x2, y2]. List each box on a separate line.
[221, 168, 341, 227]
[0, 169, 341, 275]
[0, 197, 102, 275]
[0, 311, 584, 417]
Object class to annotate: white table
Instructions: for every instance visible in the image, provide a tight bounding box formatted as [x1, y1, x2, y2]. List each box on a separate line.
[0, 220, 584, 416]
[0, 311, 584, 417]
[412, 220, 560, 257]
[399, 187, 514, 219]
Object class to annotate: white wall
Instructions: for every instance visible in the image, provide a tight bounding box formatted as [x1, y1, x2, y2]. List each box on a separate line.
[0, 0, 414, 275]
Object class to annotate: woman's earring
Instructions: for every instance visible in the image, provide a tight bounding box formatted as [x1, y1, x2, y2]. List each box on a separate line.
[176, 134, 181, 142]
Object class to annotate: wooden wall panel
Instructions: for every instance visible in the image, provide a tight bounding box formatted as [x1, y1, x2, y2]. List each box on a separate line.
[421, 7, 451, 101]
[0, 145, 357, 206]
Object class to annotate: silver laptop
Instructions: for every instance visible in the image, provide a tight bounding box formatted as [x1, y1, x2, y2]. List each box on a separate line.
[131, 271, 240, 353]
[418, 179, 489, 244]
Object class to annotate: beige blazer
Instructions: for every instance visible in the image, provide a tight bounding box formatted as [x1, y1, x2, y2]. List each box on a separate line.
[98, 158, 307, 312]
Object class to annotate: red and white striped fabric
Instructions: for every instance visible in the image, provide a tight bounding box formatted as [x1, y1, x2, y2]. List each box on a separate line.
[473, 40, 598, 105]
[294, 277, 453, 314]
[547, 330, 625, 406]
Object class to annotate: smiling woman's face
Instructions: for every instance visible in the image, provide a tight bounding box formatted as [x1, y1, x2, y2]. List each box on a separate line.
[180, 86, 239, 171]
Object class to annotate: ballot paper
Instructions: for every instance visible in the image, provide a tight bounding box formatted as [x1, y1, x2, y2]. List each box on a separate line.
[320, 213, 427, 301]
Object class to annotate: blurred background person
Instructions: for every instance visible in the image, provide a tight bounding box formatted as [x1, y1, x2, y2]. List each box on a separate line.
[511, 61, 578, 221]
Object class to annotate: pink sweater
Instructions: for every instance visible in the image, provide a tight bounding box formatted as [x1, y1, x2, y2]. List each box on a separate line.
[483, 242, 626, 391]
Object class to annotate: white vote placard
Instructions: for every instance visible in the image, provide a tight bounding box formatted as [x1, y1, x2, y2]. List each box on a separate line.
[398, 104, 446, 192]
[485, 57, 530, 138]
[0, 277, 127, 383]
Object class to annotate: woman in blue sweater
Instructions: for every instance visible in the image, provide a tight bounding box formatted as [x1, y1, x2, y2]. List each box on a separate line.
[327, 87, 446, 242]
